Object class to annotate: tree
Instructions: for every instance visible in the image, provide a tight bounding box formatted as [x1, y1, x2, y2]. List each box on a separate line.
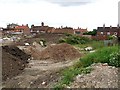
[83, 29, 97, 36]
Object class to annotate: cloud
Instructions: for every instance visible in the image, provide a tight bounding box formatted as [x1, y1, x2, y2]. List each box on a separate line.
[0, 0, 98, 6]
[0, 0, 39, 4]
[44, 0, 98, 6]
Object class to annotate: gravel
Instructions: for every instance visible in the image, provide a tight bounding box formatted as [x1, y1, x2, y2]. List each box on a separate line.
[69, 63, 118, 88]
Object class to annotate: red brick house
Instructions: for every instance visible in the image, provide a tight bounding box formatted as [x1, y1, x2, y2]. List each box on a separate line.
[15, 24, 30, 35]
[74, 27, 88, 36]
[47, 27, 55, 33]
[2, 28, 15, 35]
[96, 24, 120, 40]
[2, 24, 30, 35]
[52, 27, 74, 34]
[30, 22, 50, 33]
[0, 27, 3, 37]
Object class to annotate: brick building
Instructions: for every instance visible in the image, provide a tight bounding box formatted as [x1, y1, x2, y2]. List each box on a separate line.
[96, 24, 120, 40]
[15, 24, 30, 35]
[52, 27, 74, 34]
[3, 24, 30, 35]
[74, 27, 88, 36]
[30, 22, 55, 34]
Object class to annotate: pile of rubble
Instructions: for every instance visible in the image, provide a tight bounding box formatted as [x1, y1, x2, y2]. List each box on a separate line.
[69, 63, 118, 88]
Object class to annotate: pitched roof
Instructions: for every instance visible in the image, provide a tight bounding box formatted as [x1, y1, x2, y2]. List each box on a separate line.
[15, 26, 29, 29]
[97, 27, 119, 32]
[31, 26, 49, 31]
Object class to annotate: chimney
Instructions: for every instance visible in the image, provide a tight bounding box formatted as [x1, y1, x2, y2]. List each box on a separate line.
[103, 24, 105, 29]
[41, 22, 44, 26]
[110, 25, 112, 29]
[117, 24, 119, 29]
[31, 24, 34, 28]
[26, 24, 28, 27]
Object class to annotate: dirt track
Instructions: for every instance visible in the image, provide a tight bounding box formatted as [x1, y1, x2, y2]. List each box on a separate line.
[2, 59, 79, 88]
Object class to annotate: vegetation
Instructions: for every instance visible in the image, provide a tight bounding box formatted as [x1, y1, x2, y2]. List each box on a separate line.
[79, 46, 119, 67]
[54, 66, 92, 89]
[74, 40, 104, 50]
[59, 33, 91, 45]
[56, 33, 118, 89]
[54, 45, 119, 89]
[83, 29, 97, 36]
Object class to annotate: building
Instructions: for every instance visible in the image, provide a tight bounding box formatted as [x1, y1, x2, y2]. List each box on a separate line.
[15, 24, 30, 35]
[30, 22, 49, 33]
[47, 27, 55, 33]
[74, 27, 88, 36]
[52, 26, 74, 34]
[0, 27, 3, 37]
[96, 24, 120, 40]
[7, 23, 19, 29]
[3, 24, 30, 35]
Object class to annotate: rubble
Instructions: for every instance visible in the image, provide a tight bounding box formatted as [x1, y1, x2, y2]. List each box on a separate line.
[69, 63, 118, 88]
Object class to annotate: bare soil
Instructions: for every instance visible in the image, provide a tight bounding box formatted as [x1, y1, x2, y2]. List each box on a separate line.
[2, 59, 80, 88]
[2, 45, 30, 81]
[2, 43, 81, 88]
[25, 43, 81, 62]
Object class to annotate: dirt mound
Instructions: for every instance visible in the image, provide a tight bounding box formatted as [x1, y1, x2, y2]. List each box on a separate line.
[2, 46, 30, 61]
[2, 45, 30, 81]
[30, 43, 81, 62]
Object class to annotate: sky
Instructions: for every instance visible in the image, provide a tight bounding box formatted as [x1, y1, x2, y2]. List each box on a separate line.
[0, 0, 119, 31]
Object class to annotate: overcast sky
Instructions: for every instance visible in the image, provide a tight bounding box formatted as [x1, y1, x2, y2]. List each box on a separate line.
[0, 0, 119, 30]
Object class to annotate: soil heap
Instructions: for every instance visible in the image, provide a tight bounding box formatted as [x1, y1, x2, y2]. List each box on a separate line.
[2, 45, 30, 81]
[28, 43, 81, 62]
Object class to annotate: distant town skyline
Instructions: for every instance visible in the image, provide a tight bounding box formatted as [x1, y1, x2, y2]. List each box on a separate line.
[0, 0, 119, 31]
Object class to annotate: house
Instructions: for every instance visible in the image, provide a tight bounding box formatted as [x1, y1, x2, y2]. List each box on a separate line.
[74, 27, 88, 36]
[7, 23, 19, 29]
[96, 24, 120, 40]
[30, 22, 49, 33]
[2, 24, 30, 35]
[52, 27, 74, 34]
[0, 27, 3, 37]
[2, 28, 15, 35]
[46, 27, 55, 33]
[15, 24, 30, 35]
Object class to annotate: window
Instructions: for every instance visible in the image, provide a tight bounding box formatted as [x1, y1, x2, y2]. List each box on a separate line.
[107, 32, 110, 35]
[75, 31, 80, 34]
[114, 32, 117, 35]
[37, 30, 39, 33]
[101, 32, 103, 35]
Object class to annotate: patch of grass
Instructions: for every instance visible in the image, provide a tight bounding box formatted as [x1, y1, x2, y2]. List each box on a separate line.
[79, 45, 119, 67]
[54, 66, 92, 89]
[74, 40, 104, 50]
[54, 45, 119, 89]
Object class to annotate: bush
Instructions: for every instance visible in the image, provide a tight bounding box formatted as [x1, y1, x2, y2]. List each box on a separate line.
[108, 51, 120, 67]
